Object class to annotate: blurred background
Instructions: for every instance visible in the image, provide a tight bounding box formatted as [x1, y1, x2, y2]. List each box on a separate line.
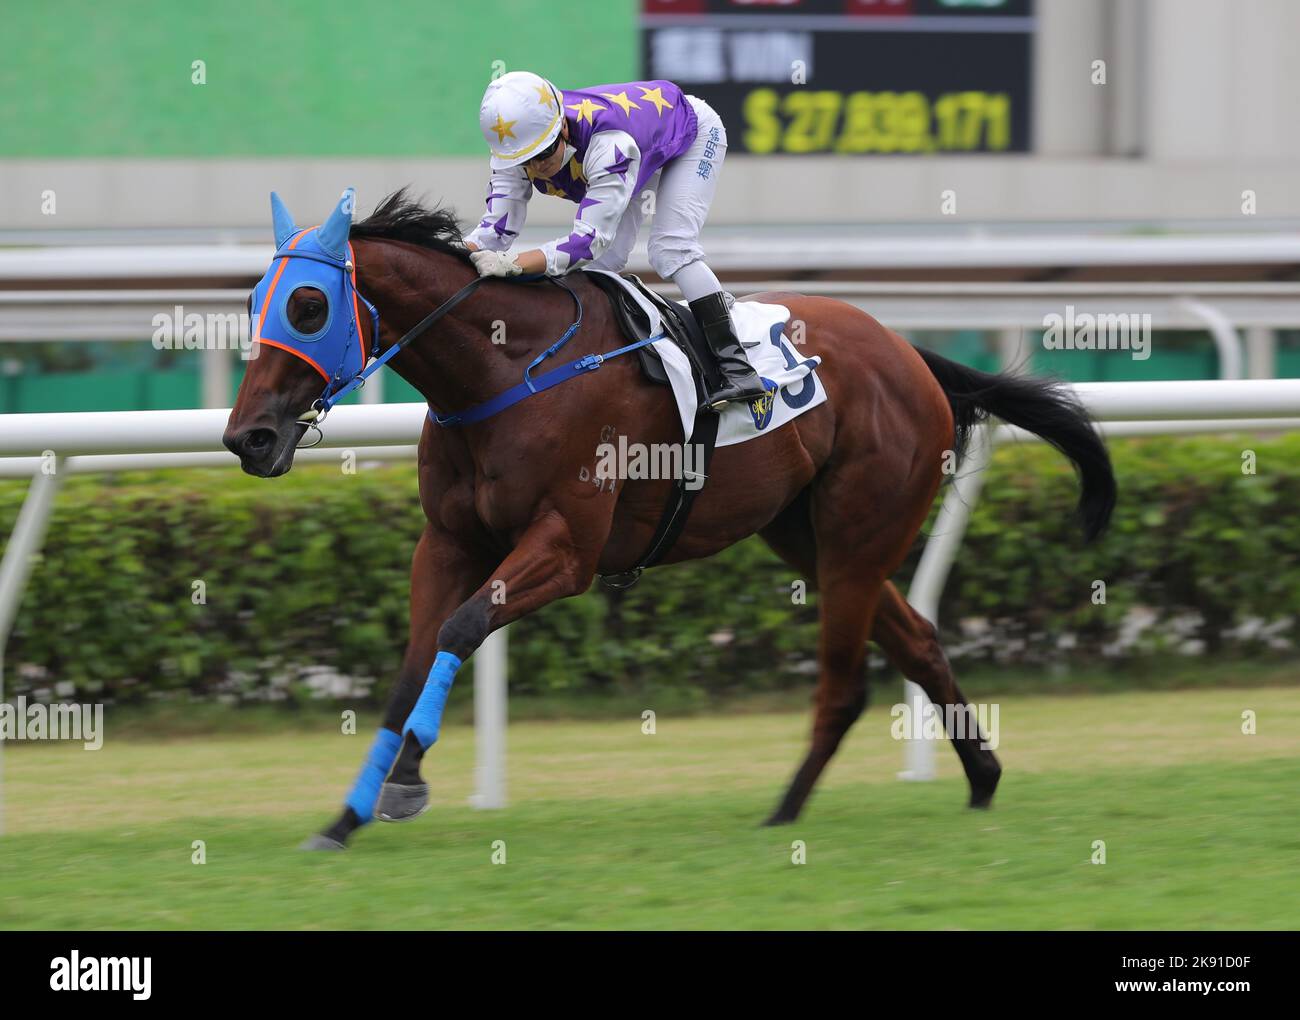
[4, 0, 1300, 406]
[2, 0, 1298, 702]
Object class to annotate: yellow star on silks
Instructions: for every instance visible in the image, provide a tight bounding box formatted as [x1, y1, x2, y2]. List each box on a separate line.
[565, 98, 606, 125]
[600, 91, 640, 116]
[489, 113, 517, 143]
[535, 85, 555, 108]
[638, 85, 673, 116]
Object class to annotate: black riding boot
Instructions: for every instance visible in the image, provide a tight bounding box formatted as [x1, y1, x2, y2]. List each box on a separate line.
[688, 292, 768, 409]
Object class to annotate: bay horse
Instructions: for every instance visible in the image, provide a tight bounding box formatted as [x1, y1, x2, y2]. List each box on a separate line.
[224, 189, 1115, 850]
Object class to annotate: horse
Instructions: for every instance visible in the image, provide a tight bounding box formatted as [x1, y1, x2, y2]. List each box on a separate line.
[223, 188, 1116, 850]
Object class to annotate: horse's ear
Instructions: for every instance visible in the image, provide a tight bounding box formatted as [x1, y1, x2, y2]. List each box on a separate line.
[317, 187, 357, 260]
[270, 191, 297, 248]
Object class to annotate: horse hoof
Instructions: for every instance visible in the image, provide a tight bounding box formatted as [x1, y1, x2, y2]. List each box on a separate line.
[376, 782, 430, 822]
[299, 833, 347, 851]
[972, 774, 998, 805]
[969, 769, 1002, 809]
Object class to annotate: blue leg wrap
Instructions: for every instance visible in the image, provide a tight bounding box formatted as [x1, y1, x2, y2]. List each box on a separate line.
[344, 727, 403, 823]
[402, 651, 462, 751]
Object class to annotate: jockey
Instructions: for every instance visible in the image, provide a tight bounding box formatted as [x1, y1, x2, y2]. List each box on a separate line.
[462, 70, 767, 409]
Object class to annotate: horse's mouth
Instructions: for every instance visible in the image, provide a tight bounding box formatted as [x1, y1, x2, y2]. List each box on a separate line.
[257, 437, 299, 478]
[224, 422, 302, 478]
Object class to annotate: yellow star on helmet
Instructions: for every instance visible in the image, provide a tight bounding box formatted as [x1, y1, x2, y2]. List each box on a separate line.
[600, 91, 640, 116]
[489, 113, 517, 144]
[565, 98, 606, 125]
[535, 85, 555, 109]
[638, 86, 673, 116]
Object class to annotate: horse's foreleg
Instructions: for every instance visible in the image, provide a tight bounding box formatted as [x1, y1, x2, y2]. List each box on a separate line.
[300, 525, 488, 850]
[871, 581, 1002, 808]
[377, 509, 601, 822]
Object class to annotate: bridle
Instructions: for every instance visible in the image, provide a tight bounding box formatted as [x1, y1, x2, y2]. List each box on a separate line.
[258, 236, 583, 446]
[290, 264, 489, 445]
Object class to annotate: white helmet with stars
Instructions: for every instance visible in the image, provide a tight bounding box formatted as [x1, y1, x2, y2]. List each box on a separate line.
[479, 71, 564, 170]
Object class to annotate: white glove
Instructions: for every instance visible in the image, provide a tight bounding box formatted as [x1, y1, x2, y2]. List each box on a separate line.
[470, 248, 523, 278]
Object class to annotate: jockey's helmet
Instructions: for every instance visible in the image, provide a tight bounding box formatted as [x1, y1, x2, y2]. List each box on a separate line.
[479, 71, 565, 170]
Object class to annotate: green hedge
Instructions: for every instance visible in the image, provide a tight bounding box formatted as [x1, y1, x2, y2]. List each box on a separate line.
[2, 433, 1297, 703]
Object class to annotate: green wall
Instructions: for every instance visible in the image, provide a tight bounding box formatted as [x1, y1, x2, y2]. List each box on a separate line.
[0, 0, 638, 156]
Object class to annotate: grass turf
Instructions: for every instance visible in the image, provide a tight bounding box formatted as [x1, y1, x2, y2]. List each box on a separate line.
[1, 685, 1297, 929]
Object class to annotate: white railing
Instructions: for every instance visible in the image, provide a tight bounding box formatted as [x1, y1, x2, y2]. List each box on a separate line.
[0, 403, 493, 836]
[6, 281, 1299, 410]
[900, 379, 1300, 780]
[6, 233, 1300, 401]
[10, 283, 1300, 342]
[4, 233, 1300, 280]
[3, 381, 1300, 832]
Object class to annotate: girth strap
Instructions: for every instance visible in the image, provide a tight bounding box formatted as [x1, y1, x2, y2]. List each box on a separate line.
[600, 406, 721, 589]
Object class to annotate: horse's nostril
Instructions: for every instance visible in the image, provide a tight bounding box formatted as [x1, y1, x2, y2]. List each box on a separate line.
[243, 428, 276, 454]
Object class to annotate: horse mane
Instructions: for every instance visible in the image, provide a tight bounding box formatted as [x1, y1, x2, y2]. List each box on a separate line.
[350, 188, 471, 263]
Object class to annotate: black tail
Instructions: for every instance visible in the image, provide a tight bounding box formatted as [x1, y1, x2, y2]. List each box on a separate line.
[914, 346, 1117, 542]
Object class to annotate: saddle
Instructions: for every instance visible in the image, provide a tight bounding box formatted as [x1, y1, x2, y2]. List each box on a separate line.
[581, 270, 723, 588]
[582, 271, 723, 401]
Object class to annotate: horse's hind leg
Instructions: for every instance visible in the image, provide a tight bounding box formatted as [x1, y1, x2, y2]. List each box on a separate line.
[761, 430, 946, 824]
[764, 554, 884, 826]
[760, 495, 999, 814]
[871, 582, 1002, 808]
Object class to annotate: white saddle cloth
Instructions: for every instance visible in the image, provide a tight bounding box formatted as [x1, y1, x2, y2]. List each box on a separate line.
[583, 269, 827, 447]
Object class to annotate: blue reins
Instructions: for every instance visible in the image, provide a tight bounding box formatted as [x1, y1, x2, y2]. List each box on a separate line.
[429, 273, 664, 427]
[295, 263, 663, 434]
